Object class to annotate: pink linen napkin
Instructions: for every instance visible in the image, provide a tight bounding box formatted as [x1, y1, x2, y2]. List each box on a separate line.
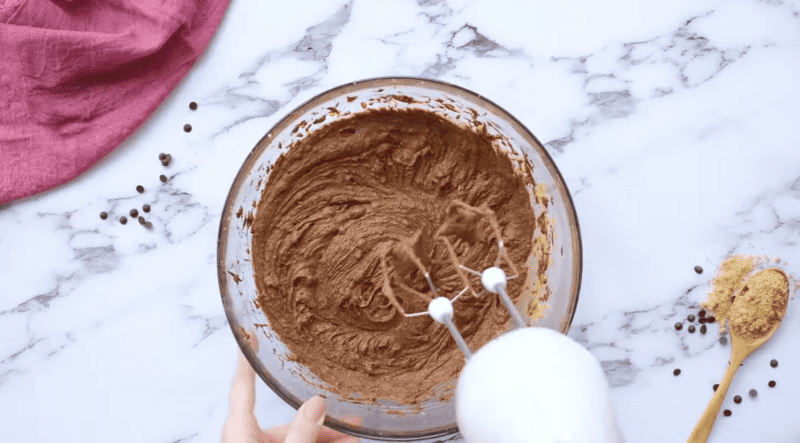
[0, 0, 230, 204]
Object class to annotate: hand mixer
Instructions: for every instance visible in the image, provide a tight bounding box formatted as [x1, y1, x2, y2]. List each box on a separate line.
[379, 200, 624, 443]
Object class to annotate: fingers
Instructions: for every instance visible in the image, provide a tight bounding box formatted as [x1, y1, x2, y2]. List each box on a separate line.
[280, 396, 327, 443]
[264, 414, 361, 442]
[228, 349, 257, 417]
[222, 350, 268, 443]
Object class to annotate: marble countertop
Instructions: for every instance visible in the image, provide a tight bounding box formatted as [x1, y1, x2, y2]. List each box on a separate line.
[2, 0, 800, 442]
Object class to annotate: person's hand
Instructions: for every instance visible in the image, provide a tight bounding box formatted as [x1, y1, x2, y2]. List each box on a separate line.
[221, 347, 359, 443]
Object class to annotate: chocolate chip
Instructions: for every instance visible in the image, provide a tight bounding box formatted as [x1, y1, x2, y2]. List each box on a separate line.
[183, 124, 192, 133]
[769, 380, 776, 388]
[734, 395, 742, 404]
[100, 212, 108, 220]
[770, 359, 778, 368]
[694, 265, 703, 274]
[699, 310, 706, 317]
[688, 314, 696, 322]
[120, 216, 127, 225]
[707, 316, 716, 323]
[130, 209, 138, 218]
[162, 154, 172, 167]
[723, 409, 732, 417]
[142, 204, 151, 213]
[136, 185, 145, 193]
[719, 336, 728, 345]
[675, 322, 683, 330]
[749, 389, 757, 397]
[138, 216, 145, 225]
[700, 324, 707, 334]
[699, 317, 706, 324]
[688, 325, 696, 333]
[673, 368, 681, 376]
[189, 102, 197, 110]
[145, 222, 153, 229]
[160, 175, 167, 183]
[713, 384, 719, 391]
[159, 153, 166, 161]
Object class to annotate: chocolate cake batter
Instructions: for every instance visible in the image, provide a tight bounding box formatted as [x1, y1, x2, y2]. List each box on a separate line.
[252, 108, 538, 404]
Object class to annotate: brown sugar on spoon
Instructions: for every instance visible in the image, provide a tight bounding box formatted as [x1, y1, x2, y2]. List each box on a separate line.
[729, 269, 788, 340]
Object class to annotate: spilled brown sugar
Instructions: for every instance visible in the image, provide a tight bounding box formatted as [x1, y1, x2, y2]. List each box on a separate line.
[700, 255, 758, 334]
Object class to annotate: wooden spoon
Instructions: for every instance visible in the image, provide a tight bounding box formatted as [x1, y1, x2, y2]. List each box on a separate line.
[686, 268, 790, 443]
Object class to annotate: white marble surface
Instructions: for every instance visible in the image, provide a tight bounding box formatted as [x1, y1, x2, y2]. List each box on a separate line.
[2, 0, 800, 442]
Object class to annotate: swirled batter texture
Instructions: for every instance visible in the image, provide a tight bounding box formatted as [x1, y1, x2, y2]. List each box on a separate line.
[252, 108, 537, 404]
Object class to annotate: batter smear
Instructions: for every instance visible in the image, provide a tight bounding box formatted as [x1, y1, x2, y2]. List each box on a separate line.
[252, 108, 538, 404]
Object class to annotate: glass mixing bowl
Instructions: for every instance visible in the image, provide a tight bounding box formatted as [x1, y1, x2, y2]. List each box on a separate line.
[217, 77, 582, 442]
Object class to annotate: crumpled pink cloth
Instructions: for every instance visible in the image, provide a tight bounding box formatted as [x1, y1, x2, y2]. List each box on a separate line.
[0, 0, 230, 204]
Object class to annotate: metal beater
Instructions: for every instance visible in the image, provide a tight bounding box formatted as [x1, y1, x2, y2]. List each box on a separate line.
[379, 200, 530, 359]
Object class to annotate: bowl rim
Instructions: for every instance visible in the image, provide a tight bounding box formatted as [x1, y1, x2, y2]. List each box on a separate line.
[217, 76, 583, 441]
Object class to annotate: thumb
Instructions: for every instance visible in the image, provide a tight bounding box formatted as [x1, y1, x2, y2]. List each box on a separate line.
[282, 396, 327, 443]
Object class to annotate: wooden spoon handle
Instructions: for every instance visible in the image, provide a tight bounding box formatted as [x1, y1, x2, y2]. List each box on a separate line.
[686, 352, 745, 443]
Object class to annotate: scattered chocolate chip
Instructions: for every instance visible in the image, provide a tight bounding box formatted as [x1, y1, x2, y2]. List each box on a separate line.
[699, 317, 706, 324]
[159, 153, 166, 161]
[688, 314, 696, 322]
[183, 124, 192, 132]
[100, 211, 108, 220]
[734, 395, 742, 404]
[699, 310, 706, 317]
[694, 265, 703, 274]
[162, 154, 172, 167]
[770, 359, 778, 368]
[723, 409, 732, 417]
[688, 325, 696, 333]
[675, 322, 683, 331]
[143, 204, 151, 213]
[145, 222, 153, 229]
[120, 216, 127, 225]
[720, 336, 728, 345]
[130, 209, 138, 218]
[189, 102, 197, 110]
[138, 216, 145, 225]
[136, 185, 145, 193]
[769, 381, 776, 388]
[713, 384, 719, 391]
[673, 368, 681, 376]
[160, 174, 167, 183]
[707, 316, 716, 323]
[700, 324, 707, 334]
[749, 389, 757, 397]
